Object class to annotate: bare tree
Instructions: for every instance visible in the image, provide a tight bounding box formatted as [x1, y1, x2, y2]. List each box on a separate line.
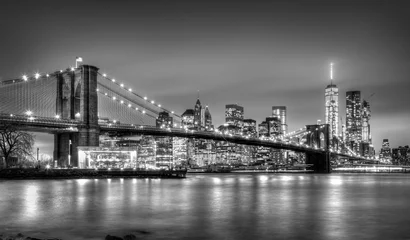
[0, 124, 35, 168]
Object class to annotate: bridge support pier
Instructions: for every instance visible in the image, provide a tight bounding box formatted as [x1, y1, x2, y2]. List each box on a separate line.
[306, 151, 331, 173]
[53, 65, 100, 168]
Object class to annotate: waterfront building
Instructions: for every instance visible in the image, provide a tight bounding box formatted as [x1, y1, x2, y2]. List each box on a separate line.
[156, 111, 173, 167]
[225, 104, 244, 128]
[272, 106, 287, 135]
[173, 137, 188, 167]
[392, 145, 409, 165]
[380, 139, 392, 161]
[138, 136, 156, 168]
[346, 91, 362, 153]
[325, 63, 339, 140]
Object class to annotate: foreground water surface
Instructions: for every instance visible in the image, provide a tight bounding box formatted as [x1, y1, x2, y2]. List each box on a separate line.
[1, 173, 410, 240]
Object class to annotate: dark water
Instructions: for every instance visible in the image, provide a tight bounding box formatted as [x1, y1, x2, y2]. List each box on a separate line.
[1, 174, 410, 240]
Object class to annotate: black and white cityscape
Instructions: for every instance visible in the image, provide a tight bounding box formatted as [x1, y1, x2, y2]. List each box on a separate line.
[0, 1, 410, 240]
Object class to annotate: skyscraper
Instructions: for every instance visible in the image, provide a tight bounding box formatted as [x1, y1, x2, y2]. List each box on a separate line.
[204, 106, 213, 130]
[258, 121, 269, 138]
[272, 106, 287, 135]
[266, 116, 281, 137]
[361, 100, 371, 143]
[194, 98, 203, 128]
[346, 91, 362, 153]
[243, 119, 257, 138]
[325, 63, 339, 140]
[380, 139, 392, 160]
[225, 104, 244, 128]
[181, 109, 195, 129]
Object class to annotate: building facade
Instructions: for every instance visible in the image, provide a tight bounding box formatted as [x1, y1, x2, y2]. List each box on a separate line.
[272, 106, 287, 135]
[325, 84, 339, 140]
[156, 111, 173, 167]
[225, 104, 244, 128]
[346, 91, 362, 153]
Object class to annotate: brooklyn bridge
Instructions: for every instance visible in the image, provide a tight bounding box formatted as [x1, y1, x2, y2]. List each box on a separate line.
[0, 64, 378, 173]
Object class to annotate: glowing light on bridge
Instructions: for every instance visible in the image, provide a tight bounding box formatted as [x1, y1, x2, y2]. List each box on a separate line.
[112, 79, 116, 82]
[34, 73, 40, 79]
[22, 75, 28, 81]
[25, 110, 33, 116]
[55, 115, 60, 119]
[103, 73, 107, 77]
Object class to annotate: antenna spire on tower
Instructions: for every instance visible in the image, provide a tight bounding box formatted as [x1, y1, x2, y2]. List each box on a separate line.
[197, 90, 199, 99]
[330, 62, 334, 84]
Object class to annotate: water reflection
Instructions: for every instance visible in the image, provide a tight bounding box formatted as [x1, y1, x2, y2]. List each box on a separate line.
[1, 174, 410, 239]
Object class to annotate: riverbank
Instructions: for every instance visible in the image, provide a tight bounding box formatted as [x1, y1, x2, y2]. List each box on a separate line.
[0, 168, 187, 179]
[0, 232, 141, 240]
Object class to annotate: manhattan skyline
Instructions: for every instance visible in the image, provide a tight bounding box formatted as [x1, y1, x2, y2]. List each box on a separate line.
[0, 0, 409, 155]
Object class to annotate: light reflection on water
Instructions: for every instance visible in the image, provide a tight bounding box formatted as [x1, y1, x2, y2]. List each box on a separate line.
[1, 174, 410, 240]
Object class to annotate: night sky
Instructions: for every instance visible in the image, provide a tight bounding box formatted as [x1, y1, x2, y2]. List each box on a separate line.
[1, 0, 409, 156]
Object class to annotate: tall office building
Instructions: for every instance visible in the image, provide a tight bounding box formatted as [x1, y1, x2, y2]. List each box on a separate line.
[181, 109, 195, 129]
[194, 98, 204, 128]
[258, 121, 269, 138]
[266, 117, 281, 137]
[204, 106, 213, 130]
[346, 91, 362, 153]
[272, 106, 287, 135]
[380, 139, 392, 160]
[225, 104, 244, 128]
[325, 63, 339, 139]
[243, 119, 257, 138]
[361, 100, 371, 143]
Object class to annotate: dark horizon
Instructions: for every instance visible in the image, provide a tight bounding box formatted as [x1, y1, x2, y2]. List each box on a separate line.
[1, 0, 409, 156]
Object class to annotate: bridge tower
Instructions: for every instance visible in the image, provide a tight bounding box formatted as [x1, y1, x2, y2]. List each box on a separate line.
[53, 65, 100, 167]
[305, 124, 331, 173]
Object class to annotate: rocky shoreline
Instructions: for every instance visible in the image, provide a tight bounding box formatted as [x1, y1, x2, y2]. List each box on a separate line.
[0, 233, 142, 240]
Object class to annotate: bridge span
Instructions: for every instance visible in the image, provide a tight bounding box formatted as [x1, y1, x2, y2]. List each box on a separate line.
[0, 64, 377, 173]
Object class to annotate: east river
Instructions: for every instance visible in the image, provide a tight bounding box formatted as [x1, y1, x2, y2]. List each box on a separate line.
[1, 173, 410, 240]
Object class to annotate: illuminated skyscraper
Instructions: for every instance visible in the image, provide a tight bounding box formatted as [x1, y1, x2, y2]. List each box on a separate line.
[225, 104, 244, 128]
[346, 90, 362, 153]
[380, 139, 392, 160]
[272, 106, 287, 135]
[204, 106, 213, 130]
[243, 119, 257, 138]
[194, 98, 204, 128]
[361, 100, 371, 143]
[266, 116, 281, 137]
[258, 121, 269, 138]
[181, 109, 195, 129]
[325, 63, 339, 140]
